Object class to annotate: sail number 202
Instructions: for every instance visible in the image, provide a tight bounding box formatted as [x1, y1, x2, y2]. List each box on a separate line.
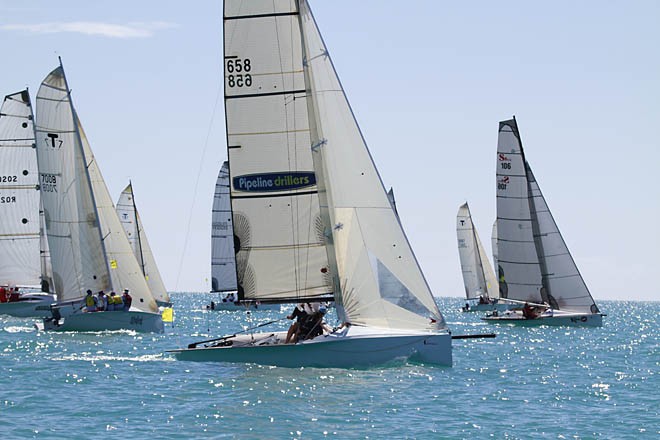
[226, 58, 252, 88]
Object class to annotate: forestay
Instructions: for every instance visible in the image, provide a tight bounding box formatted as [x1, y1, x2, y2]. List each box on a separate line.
[211, 161, 237, 292]
[0, 90, 43, 287]
[116, 183, 170, 305]
[223, 0, 333, 303]
[299, 0, 445, 330]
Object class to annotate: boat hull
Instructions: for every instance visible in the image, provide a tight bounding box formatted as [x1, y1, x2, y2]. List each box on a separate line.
[38, 310, 164, 333]
[169, 326, 452, 368]
[482, 311, 603, 327]
[0, 293, 55, 318]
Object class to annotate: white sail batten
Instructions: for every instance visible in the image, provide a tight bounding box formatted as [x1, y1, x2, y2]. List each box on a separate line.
[526, 164, 599, 313]
[211, 161, 237, 292]
[116, 183, 170, 305]
[35, 68, 111, 300]
[457, 203, 498, 300]
[299, 0, 444, 330]
[223, 0, 333, 302]
[0, 90, 43, 287]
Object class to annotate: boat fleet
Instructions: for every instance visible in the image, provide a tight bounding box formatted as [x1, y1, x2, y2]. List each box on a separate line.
[0, 0, 604, 368]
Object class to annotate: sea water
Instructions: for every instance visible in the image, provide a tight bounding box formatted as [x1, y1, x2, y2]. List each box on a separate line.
[0, 294, 657, 439]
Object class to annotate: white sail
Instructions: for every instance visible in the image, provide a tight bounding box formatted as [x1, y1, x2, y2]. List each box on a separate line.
[116, 183, 170, 305]
[527, 164, 599, 313]
[0, 90, 43, 287]
[457, 203, 498, 300]
[35, 69, 110, 300]
[495, 119, 544, 304]
[35, 65, 157, 313]
[300, 0, 445, 330]
[223, 0, 332, 303]
[211, 161, 237, 292]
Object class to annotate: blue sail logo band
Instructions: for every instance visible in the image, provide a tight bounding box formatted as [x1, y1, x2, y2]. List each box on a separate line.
[233, 172, 316, 192]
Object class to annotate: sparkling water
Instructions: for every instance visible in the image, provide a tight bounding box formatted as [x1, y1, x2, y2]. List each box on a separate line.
[0, 294, 657, 439]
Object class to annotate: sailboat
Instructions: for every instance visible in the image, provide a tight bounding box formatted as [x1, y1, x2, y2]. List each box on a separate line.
[33, 61, 163, 333]
[169, 0, 452, 367]
[456, 202, 510, 312]
[483, 118, 604, 327]
[209, 161, 278, 311]
[116, 182, 172, 307]
[0, 89, 55, 317]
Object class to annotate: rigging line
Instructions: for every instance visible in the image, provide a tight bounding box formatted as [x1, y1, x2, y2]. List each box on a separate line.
[174, 63, 224, 291]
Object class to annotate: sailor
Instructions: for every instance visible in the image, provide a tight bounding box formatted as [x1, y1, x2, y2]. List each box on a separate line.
[0, 286, 7, 302]
[285, 303, 309, 344]
[122, 289, 132, 311]
[97, 291, 107, 311]
[110, 291, 123, 311]
[85, 290, 97, 312]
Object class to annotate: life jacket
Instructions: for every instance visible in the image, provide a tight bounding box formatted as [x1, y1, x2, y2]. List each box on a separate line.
[112, 295, 123, 305]
[85, 295, 95, 307]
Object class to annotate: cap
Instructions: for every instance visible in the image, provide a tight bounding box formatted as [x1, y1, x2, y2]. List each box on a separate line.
[123, 289, 129, 293]
[86, 290, 92, 294]
[319, 304, 327, 313]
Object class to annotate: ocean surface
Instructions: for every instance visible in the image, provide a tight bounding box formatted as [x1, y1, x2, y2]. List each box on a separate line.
[0, 294, 657, 439]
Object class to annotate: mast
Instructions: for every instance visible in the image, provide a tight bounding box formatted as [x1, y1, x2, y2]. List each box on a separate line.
[59, 57, 113, 290]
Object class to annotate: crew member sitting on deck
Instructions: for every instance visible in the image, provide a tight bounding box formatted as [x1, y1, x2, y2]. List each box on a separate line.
[295, 304, 332, 342]
[285, 303, 309, 344]
[522, 302, 536, 319]
[84, 290, 97, 312]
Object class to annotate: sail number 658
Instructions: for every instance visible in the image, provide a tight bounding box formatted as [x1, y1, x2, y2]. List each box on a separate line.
[227, 58, 252, 88]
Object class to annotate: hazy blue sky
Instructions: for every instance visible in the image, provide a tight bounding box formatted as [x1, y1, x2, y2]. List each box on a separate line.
[1, 1, 658, 301]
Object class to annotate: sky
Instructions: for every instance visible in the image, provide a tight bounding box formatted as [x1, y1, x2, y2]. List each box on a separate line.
[1, 1, 658, 302]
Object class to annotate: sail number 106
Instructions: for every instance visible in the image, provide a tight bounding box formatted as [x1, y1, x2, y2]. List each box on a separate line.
[226, 58, 252, 88]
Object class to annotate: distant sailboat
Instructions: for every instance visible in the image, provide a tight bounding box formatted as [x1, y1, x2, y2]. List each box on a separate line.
[34, 61, 163, 332]
[116, 182, 171, 307]
[456, 202, 509, 312]
[483, 118, 604, 326]
[209, 161, 278, 310]
[170, 0, 452, 367]
[0, 89, 55, 317]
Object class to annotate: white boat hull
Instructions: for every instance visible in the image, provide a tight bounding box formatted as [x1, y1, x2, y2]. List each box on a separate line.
[37, 310, 164, 333]
[169, 326, 452, 368]
[482, 310, 603, 327]
[0, 293, 55, 318]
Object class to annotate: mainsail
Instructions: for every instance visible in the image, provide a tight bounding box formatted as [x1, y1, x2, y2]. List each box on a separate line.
[456, 203, 498, 300]
[210, 161, 237, 292]
[496, 118, 598, 313]
[116, 183, 170, 305]
[299, 0, 445, 330]
[35, 64, 157, 312]
[223, 1, 333, 303]
[0, 90, 49, 288]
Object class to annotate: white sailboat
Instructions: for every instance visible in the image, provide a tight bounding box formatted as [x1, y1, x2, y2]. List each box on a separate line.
[116, 182, 171, 307]
[209, 161, 279, 311]
[456, 202, 510, 312]
[483, 117, 604, 326]
[169, 0, 452, 367]
[34, 62, 163, 333]
[0, 89, 55, 317]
